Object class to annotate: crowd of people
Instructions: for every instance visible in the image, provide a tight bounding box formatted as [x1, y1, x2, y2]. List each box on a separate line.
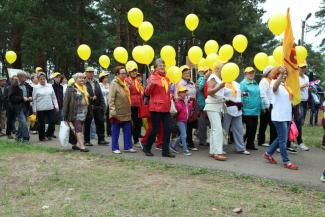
[0, 58, 324, 175]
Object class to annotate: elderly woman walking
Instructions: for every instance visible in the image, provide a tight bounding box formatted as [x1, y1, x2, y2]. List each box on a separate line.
[264, 66, 298, 170]
[63, 73, 89, 152]
[109, 66, 136, 154]
[240, 67, 261, 150]
[143, 58, 174, 158]
[204, 63, 226, 161]
[32, 72, 59, 141]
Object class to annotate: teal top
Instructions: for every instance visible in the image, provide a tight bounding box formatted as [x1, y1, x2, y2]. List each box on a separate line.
[197, 75, 206, 110]
[240, 78, 261, 116]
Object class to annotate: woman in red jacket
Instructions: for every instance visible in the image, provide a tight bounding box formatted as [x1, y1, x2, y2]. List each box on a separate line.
[143, 58, 174, 158]
[126, 64, 144, 147]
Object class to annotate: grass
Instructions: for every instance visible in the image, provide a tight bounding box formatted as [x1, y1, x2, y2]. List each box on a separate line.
[0, 140, 325, 217]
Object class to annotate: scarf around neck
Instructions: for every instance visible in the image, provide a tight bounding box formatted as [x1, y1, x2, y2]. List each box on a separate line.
[116, 76, 131, 104]
[74, 83, 89, 105]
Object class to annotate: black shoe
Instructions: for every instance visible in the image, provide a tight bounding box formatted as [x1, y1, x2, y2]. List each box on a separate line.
[72, 146, 81, 150]
[80, 148, 89, 152]
[199, 143, 209, 146]
[247, 147, 258, 150]
[85, 142, 93, 146]
[98, 140, 109, 145]
[287, 147, 298, 154]
[52, 135, 57, 138]
[39, 138, 47, 142]
[143, 149, 154, 156]
[162, 153, 175, 158]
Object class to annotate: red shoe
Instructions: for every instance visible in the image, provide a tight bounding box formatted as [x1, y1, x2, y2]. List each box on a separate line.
[284, 163, 298, 170]
[263, 152, 277, 164]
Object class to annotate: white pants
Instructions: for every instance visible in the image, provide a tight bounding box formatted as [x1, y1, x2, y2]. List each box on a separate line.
[207, 111, 223, 154]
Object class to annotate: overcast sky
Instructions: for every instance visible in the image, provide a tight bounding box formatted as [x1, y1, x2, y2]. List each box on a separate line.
[261, 0, 324, 50]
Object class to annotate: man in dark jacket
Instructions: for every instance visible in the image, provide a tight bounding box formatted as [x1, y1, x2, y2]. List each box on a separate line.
[84, 67, 109, 146]
[0, 76, 7, 136]
[8, 72, 33, 143]
[51, 72, 64, 138]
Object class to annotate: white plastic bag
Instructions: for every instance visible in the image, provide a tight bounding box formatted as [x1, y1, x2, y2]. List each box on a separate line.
[59, 121, 70, 147]
[170, 99, 177, 114]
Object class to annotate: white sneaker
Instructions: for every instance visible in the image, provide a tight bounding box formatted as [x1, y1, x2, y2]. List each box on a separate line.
[276, 148, 280, 153]
[113, 150, 122, 154]
[238, 150, 250, 155]
[190, 147, 199, 151]
[261, 143, 270, 147]
[183, 151, 192, 156]
[124, 148, 137, 153]
[291, 142, 298, 148]
[298, 143, 310, 151]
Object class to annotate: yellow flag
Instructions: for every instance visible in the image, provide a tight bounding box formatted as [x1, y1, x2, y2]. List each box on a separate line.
[282, 8, 301, 105]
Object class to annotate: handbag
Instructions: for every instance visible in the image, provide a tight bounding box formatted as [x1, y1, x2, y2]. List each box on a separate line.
[170, 99, 177, 114]
[189, 99, 200, 122]
[59, 121, 70, 147]
[288, 121, 299, 142]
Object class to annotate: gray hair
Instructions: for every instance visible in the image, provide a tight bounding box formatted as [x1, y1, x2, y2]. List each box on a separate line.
[17, 71, 27, 77]
[154, 58, 165, 68]
[72, 72, 85, 80]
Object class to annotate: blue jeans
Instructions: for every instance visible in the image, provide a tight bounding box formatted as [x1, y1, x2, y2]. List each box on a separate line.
[111, 121, 132, 151]
[267, 121, 290, 163]
[172, 121, 189, 153]
[16, 108, 29, 141]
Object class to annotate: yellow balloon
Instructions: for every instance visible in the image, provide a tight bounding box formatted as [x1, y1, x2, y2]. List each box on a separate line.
[188, 46, 203, 65]
[185, 14, 199, 32]
[99, 55, 110, 69]
[77, 44, 91, 61]
[165, 59, 176, 71]
[206, 53, 221, 70]
[198, 58, 207, 67]
[219, 44, 234, 63]
[5, 51, 17, 64]
[296, 46, 308, 64]
[268, 56, 277, 67]
[273, 46, 283, 65]
[113, 47, 128, 64]
[160, 45, 176, 63]
[127, 8, 144, 28]
[204, 40, 219, 55]
[221, 62, 240, 82]
[232, 34, 248, 53]
[126, 60, 138, 72]
[268, 13, 287, 36]
[138, 21, 154, 42]
[254, 52, 269, 71]
[143, 45, 155, 65]
[132, 46, 146, 64]
[167, 66, 182, 84]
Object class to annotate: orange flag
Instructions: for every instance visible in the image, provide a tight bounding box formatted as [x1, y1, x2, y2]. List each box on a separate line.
[283, 8, 301, 105]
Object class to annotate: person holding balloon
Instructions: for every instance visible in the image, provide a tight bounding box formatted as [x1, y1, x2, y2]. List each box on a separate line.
[83, 67, 109, 146]
[109, 66, 136, 154]
[176, 65, 199, 151]
[125, 63, 144, 148]
[240, 67, 262, 151]
[204, 62, 226, 161]
[223, 79, 250, 155]
[98, 71, 111, 137]
[143, 58, 174, 158]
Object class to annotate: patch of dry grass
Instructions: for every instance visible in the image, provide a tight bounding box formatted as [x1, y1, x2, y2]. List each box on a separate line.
[0, 152, 324, 217]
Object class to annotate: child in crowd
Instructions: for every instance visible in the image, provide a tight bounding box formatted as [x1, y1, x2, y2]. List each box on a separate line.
[170, 86, 193, 156]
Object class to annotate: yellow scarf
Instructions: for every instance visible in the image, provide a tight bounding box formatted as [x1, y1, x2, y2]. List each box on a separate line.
[116, 77, 131, 104]
[225, 82, 237, 97]
[160, 76, 169, 93]
[133, 78, 144, 95]
[284, 82, 293, 101]
[74, 83, 89, 105]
